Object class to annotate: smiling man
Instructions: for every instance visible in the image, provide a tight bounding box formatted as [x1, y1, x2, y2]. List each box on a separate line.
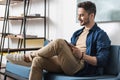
[6, 1, 111, 80]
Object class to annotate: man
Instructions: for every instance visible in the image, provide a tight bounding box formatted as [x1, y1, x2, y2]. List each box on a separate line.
[6, 1, 111, 80]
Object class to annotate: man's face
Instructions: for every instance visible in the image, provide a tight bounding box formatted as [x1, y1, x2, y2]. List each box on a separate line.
[78, 8, 90, 26]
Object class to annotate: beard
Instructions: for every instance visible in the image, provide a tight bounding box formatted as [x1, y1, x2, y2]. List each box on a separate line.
[80, 18, 90, 26]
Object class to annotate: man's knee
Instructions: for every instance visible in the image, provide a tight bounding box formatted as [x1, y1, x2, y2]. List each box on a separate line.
[55, 39, 66, 45]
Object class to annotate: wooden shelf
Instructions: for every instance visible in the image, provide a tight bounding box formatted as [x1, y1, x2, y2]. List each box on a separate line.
[0, 33, 10, 37]
[9, 16, 45, 20]
[0, 17, 4, 21]
[7, 36, 45, 39]
[0, 33, 45, 39]
[1, 47, 41, 52]
[7, 35, 45, 40]
[0, 16, 45, 21]
[0, 0, 23, 5]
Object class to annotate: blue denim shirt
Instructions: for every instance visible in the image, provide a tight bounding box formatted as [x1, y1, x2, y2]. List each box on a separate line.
[71, 23, 111, 76]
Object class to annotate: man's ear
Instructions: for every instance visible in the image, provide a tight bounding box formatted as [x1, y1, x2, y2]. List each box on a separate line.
[90, 13, 95, 19]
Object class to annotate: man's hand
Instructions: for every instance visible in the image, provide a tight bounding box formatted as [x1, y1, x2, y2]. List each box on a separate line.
[71, 46, 83, 59]
[64, 40, 84, 59]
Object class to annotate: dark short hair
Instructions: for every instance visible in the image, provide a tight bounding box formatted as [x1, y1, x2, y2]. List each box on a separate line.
[77, 1, 96, 16]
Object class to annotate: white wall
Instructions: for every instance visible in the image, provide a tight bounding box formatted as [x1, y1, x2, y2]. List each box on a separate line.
[48, 0, 79, 42]
[98, 22, 120, 45]
[48, 0, 120, 45]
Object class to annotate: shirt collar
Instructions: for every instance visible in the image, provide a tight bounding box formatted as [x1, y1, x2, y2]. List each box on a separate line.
[89, 23, 98, 32]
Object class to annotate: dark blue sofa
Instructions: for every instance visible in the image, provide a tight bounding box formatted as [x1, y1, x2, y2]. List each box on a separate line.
[4, 45, 120, 80]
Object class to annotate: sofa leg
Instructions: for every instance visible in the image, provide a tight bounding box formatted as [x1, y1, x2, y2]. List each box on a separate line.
[4, 75, 7, 80]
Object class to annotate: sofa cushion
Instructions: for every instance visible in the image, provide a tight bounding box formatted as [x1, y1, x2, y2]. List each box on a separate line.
[6, 62, 30, 79]
[44, 72, 116, 80]
[104, 45, 120, 75]
[44, 45, 120, 80]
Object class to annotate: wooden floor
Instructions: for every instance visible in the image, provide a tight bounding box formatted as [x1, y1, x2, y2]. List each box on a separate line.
[0, 70, 14, 80]
[0, 74, 13, 80]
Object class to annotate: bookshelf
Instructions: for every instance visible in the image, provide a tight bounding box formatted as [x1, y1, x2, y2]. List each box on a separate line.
[0, 0, 46, 68]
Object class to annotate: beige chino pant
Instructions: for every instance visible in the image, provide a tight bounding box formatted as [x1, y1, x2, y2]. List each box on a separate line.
[29, 39, 84, 80]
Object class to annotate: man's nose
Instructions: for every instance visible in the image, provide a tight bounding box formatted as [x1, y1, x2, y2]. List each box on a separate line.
[78, 16, 81, 21]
